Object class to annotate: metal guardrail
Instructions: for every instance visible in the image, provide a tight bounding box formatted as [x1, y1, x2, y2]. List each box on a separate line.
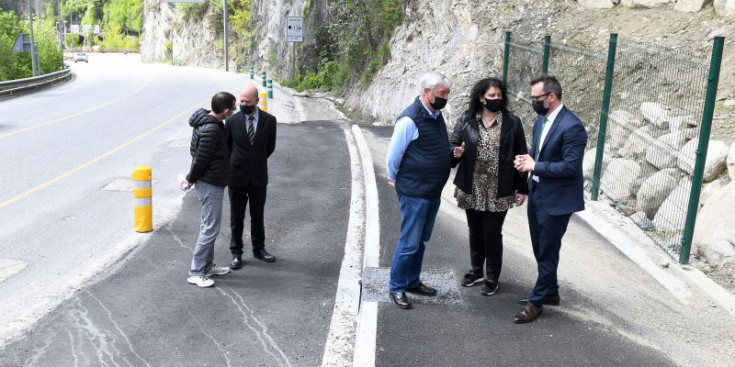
[0, 66, 72, 97]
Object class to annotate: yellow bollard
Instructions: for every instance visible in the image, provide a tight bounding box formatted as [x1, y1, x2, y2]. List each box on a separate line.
[259, 91, 268, 112]
[132, 165, 153, 232]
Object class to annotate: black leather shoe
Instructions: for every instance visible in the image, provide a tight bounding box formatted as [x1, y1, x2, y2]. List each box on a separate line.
[253, 249, 276, 262]
[389, 292, 412, 309]
[518, 294, 560, 306]
[513, 303, 543, 324]
[230, 255, 244, 270]
[406, 282, 437, 297]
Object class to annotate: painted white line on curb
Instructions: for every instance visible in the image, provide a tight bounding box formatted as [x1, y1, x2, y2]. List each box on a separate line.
[352, 125, 380, 367]
[353, 125, 380, 269]
[353, 301, 378, 367]
[321, 126, 365, 367]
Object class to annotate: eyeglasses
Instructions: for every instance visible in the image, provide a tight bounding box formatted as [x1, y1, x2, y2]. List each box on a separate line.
[531, 93, 550, 102]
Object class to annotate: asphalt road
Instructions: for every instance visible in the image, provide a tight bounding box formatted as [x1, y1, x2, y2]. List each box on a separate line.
[0, 53, 271, 347]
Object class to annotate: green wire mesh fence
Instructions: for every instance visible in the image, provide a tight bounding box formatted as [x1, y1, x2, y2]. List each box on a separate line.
[503, 32, 716, 261]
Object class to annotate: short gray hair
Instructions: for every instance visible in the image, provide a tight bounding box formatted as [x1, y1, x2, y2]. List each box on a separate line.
[419, 72, 452, 93]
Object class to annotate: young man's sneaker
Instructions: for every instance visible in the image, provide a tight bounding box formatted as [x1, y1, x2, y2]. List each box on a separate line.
[187, 276, 214, 288]
[461, 271, 484, 287]
[480, 280, 498, 296]
[205, 265, 230, 277]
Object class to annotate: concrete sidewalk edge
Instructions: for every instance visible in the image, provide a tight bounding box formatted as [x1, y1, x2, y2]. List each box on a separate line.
[576, 198, 735, 316]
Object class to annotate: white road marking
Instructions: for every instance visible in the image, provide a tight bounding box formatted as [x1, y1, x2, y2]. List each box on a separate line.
[352, 125, 380, 367]
[320, 126, 365, 366]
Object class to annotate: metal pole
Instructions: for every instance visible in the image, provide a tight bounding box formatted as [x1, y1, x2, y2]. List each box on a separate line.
[591, 33, 618, 201]
[542, 35, 551, 75]
[679, 36, 725, 264]
[502, 31, 510, 84]
[57, 0, 63, 49]
[223, 0, 228, 72]
[27, 0, 38, 77]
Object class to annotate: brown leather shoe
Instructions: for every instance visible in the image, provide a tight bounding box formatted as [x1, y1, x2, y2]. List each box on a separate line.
[518, 294, 560, 306]
[513, 304, 542, 324]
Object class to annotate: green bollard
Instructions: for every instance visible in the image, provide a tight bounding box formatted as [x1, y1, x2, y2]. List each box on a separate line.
[249, 66, 254, 80]
[261, 70, 267, 87]
[267, 78, 273, 99]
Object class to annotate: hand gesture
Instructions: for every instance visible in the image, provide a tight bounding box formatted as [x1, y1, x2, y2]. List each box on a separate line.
[453, 142, 466, 158]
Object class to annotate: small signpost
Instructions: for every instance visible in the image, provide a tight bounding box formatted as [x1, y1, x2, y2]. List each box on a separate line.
[287, 16, 303, 43]
[11, 33, 32, 52]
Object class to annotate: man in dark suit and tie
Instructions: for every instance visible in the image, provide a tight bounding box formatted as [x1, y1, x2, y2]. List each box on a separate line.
[513, 75, 588, 323]
[226, 84, 277, 268]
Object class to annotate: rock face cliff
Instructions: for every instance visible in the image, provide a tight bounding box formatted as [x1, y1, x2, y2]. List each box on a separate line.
[141, 0, 307, 70]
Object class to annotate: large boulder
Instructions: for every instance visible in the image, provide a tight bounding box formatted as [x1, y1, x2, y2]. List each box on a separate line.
[653, 179, 691, 233]
[579, 0, 620, 8]
[728, 142, 735, 181]
[636, 169, 679, 219]
[675, 0, 711, 12]
[621, 0, 673, 7]
[678, 140, 729, 182]
[693, 181, 735, 265]
[715, 0, 735, 16]
[583, 147, 611, 180]
[606, 109, 640, 153]
[645, 131, 687, 169]
[601, 158, 643, 201]
[621, 127, 655, 160]
[640, 102, 669, 129]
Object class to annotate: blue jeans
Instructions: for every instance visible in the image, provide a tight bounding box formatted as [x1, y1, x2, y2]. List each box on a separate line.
[389, 195, 441, 292]
[189, 181, 225, 276]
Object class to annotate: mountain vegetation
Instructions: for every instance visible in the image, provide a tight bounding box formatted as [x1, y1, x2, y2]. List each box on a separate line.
[0, 8, 63, 81]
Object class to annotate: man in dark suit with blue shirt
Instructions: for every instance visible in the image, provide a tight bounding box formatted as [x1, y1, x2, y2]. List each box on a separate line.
[226, 84, 278, 268]
[513, 75, 588, 323]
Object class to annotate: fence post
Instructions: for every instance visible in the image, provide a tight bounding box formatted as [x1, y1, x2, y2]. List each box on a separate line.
[680, 36, 725, 264]
[542, 35, 551, 74]
[591, 33, 618, 201]
[502, 31, 511, 84]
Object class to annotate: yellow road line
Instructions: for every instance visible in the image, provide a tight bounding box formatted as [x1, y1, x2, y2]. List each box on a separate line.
[0, 99, 207, 208]
[0, 77, 152, 139]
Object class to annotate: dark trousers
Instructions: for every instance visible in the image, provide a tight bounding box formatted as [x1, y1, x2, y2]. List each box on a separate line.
[527, 188, 571, 306]
[465, 209, 508, 283]
[228, 184, 267, 255]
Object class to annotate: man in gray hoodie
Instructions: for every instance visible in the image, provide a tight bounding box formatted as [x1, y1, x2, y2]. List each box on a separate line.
[182, 91, 237, 288]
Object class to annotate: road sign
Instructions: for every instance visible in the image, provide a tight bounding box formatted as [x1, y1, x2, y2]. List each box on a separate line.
[287, 16, 303, 42]
[11, 33, 31, 52]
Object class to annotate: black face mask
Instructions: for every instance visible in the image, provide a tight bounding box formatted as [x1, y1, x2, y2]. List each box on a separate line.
[430, 96, 448, 111]
[484, 98, 503, 112]
[532, 99, 549, 116]
[241, 104, 255, 115]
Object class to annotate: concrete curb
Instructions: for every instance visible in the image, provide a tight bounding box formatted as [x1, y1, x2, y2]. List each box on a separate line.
[577, 199, 735, 316]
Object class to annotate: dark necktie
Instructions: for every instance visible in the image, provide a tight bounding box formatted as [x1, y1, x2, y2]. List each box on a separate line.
[247, 115, 255, 145]
[535, 117, 548, 161]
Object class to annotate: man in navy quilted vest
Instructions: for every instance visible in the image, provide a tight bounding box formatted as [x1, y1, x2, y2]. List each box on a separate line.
[385, 72, 454, 309]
